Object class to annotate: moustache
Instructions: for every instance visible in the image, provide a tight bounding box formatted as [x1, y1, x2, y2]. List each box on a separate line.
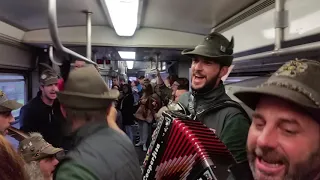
[252, 147, 288, 165]
[192, 71, 205, 77]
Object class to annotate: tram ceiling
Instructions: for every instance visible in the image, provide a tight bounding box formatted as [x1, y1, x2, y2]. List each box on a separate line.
[0, 0, 257, 35]
[0, 0, 109, 31]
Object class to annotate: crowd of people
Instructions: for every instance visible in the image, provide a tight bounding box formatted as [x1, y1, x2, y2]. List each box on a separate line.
[111, 71, 189, 151]
[0, 31, 318, 180]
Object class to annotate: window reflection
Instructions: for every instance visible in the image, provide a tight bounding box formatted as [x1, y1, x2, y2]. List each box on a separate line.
[0, 73, 25, 119]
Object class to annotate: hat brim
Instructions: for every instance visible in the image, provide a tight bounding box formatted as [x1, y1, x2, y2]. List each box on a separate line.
[0, 100, 23, 112]
[234, 85, 320, 117]
[42, 146, 64, 155]
[57, 89, 119, 109]
[41, 78, 58, 86]
[182, 48, 233, 66]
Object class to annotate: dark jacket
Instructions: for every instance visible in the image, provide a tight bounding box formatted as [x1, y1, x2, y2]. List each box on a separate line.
[54, 122, 141, 180]
[179, 83, 252, 179]
[119, 93, 135, 126]
[179, 83, 250, 162]
[20, 91, 66, 148]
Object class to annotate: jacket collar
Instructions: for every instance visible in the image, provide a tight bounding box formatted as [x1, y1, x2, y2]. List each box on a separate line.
[71, 122, 107, 148]
[191, 82, 229, 111]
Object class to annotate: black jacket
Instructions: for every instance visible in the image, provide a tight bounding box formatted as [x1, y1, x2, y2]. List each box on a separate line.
[119, 94, 135, 126]
[20, 91, 66, 148]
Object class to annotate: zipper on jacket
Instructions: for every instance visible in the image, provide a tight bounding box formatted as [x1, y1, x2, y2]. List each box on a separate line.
[49, 109, 54, 123]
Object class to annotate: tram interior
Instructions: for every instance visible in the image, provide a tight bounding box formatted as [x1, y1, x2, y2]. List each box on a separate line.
[0, 0, 319, 169]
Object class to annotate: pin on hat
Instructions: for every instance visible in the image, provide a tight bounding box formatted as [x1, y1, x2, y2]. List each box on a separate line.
[40, 69, 59, 86]
[182, 32, 234, 66]
[18, 133, 64, 163]
[234, 59, 320, 120]
[0, 90, 22, 113]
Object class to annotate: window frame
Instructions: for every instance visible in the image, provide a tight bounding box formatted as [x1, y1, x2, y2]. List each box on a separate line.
[0, 69, 30, 124]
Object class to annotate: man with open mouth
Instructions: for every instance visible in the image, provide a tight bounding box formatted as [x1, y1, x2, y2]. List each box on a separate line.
[235, 59, 320, 180]
[20, 67, 66, 149]
[0, 90, 23, 136]
[178, 32, 251, 178]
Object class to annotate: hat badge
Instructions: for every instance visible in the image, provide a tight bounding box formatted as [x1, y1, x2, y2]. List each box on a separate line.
[275, 60, 308, 77]
[220, 46, 226, 53]
[0, 91, 5, 97]
[41, 74, 47, 80]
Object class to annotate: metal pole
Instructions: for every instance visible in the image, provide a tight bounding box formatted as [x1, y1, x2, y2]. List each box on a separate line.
[48, 0, 98, 66]
[86, 11, 92, 60]
[49, 46, 76, 66]
[274, 0, 287, 50]
[234, 41, 320, 62]
[49, 46, 62, 66]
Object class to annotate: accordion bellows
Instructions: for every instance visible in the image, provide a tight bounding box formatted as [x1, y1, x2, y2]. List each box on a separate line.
[142, 111, 236, 180]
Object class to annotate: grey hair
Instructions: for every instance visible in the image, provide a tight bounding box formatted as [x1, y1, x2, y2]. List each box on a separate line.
[24, 161, 45, 180]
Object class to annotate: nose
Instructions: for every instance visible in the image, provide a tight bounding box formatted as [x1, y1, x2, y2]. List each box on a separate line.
[192, 60, 204, 71]
[8, 114, 14, 123]
[53, 84, 59, 92]
[256, 126, 278, 149]
[52, 158, 59, 166]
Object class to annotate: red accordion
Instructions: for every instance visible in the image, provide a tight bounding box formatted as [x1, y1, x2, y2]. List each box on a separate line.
[142, 111, 236, 180]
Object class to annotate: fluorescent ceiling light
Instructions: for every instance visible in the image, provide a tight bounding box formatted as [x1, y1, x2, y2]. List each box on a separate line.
[126, 61, 134, 69]
[118, 51, 135, 59]
[105, 0, 139, 36]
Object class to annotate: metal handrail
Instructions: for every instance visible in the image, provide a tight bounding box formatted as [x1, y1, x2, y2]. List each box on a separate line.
[48, 0, 98, 66]
[234, 41, 320, 62]
[234, 0, 320, 62]
[49, 46, 62, 66]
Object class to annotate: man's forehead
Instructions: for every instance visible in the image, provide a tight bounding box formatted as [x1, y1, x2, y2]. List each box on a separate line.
[193, 55, 215, 61]
[255, 96, 317, 125]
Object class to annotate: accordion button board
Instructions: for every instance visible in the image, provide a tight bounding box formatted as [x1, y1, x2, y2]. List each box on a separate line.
[142, 111, 236, 180]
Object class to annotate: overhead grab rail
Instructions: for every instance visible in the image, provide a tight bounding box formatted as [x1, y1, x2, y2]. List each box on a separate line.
[49, 46, 79, 67]
[234, 41, 320, 62]
[48, 0, 98, 66]
[48, 46, 62, 66]
[233, 0, 320, 62]
[149, 52, 164, 73]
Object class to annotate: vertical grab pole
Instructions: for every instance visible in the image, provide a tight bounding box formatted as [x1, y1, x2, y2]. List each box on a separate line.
[85, 11, 93, 60]
[274, 0, 287, 50]
[155, 52, 160, 70]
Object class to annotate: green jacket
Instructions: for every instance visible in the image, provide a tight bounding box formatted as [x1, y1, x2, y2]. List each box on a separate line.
[54, 122, 142, 180]
[55, 159, 99, 180]
[178, 83, 250, 163]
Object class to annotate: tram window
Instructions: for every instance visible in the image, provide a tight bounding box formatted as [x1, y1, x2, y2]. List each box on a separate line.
[162, 62, 166, 71]
[129, 77, 137, 82]
[0, 73, 25, 121]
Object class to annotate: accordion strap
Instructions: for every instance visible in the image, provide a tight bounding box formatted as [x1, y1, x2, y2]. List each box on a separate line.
[195, 100, 251, 122]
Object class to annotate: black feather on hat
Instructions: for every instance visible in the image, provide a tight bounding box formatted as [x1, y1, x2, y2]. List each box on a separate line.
[60, 59, 71, 82]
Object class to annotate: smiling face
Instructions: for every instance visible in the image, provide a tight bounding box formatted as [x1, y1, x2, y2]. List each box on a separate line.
[190, 56, 228, 92]
[247, 96, 320, 180]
